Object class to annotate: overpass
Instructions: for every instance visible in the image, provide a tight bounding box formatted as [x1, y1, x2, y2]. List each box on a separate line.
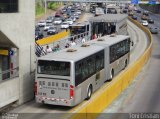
[46, 0, 149, 4]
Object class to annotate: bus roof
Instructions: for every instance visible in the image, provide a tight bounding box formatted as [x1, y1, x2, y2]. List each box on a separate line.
[69, 21, 89, 27]
[89, 14, 127, 23]
[38, 44, 104, 62]
[88, 35, 130, 46]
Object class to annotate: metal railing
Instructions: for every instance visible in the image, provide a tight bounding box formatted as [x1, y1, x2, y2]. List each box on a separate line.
[0, 67, 19, 82]
[35, 31, 91, 57]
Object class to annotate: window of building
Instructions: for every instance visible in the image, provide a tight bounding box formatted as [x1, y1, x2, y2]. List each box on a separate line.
[0, 0, 18, 13]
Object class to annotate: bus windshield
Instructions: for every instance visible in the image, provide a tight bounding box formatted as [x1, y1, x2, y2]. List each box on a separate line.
[37, 60, 70, 76]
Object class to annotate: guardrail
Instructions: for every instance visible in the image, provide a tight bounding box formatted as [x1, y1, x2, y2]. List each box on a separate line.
[68, 17, 152, 119]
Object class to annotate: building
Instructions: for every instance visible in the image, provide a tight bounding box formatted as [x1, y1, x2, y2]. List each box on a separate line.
[0, 0, 35, 108]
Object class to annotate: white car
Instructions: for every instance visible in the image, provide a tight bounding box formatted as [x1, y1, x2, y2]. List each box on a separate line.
[44, 23, 53, 31]
[76, 10, 82, 15]
[47, 26, 57, 35]
[61, 22, 69, 29]
[141, 20, 148, 26]
[70, 16, 76, 22]
[46, 16, 54, 23]
[66, 19, 73, 25]
[54, 18, 62, 25]
[37, 20, 46, 27]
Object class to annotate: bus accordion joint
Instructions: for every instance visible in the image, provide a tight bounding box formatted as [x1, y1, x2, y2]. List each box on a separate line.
[81, 44, 90, 47]
[70, 85, 74, 99]
[97, 38, 105, 41]
[66, 49, 77, 52]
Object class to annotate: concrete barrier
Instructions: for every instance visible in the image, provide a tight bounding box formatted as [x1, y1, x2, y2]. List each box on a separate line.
[69, 17, 152, 119]
[36, 30, 70, 46]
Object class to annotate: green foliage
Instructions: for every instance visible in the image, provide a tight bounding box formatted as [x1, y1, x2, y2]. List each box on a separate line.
[36, 1, 45, 16]
[48, 2, 58, 10]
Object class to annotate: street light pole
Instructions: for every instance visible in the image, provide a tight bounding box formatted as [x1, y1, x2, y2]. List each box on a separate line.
[44, 0, 47, 17]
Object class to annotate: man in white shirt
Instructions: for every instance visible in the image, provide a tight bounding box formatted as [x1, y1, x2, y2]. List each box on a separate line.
[82, 37, 86, 43]
[46, 45, 52, 53]
[70, 40, 76, 46]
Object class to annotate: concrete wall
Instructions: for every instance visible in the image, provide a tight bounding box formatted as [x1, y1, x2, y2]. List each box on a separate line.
[0, 0, 35, 107]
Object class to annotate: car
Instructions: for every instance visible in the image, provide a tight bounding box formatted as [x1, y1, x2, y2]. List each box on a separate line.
[63, 13, 68, 19]
[61, 22, 69, 29]
[128, 11, 134, 16]
[141, 15, 148, 20]
[37, 20, 46, 27]
[132, 15, 137, 20]
[47, 26, 57, 35]
[62, 7, 67, 12]
[53, 18, 62, 25]
[44, 23, 53, 31]
[35, 31, 43, 40]
[123, 9, 128, 13]
[66, 18, 73, 25]
[136, 9, 141, 13]
[141, 20, 148, 26]
[149, 27, 158, 34]
[35, 26, 40, 32]
[76, 10, 82, 15]
[148, 18, 154, 24]
[71, 8, 76, 12]
[46, 16, 54, 23]
[70, 16, 76, 22]
[143, 11, 149, 16]
[74, 13, 79, 19]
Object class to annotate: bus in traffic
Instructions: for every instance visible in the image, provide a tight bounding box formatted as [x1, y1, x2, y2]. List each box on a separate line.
[69, 21, 91, 36]
[35, 35, 130, 106]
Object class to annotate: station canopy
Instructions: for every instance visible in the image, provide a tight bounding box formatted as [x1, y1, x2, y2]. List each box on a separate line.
[89, 14, 128, 23]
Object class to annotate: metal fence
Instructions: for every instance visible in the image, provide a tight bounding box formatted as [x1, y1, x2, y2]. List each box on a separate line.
[35, 31, 91, 57]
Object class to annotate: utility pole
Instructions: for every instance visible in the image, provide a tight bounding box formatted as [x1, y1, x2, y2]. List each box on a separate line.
[44, 0, 47, 17]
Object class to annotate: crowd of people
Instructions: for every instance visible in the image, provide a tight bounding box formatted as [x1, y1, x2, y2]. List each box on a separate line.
[43, 36, 86, 54]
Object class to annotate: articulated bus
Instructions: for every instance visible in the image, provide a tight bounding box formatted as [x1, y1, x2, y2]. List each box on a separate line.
[35, 35, 130, 106]
[69, 21, 91, 36]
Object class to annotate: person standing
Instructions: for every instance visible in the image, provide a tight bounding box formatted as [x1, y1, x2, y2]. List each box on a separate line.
[46, 45, 52, 53]
[82, 37, 86, 43]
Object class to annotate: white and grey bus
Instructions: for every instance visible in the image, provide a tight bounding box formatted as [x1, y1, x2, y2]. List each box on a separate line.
[35, 35, 130, 106]
[69, 21, 91, 37]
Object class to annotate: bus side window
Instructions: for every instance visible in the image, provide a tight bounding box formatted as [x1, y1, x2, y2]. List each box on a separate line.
[75, 62, 82, 86]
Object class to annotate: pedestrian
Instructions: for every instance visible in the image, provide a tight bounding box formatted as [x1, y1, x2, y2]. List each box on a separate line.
[70, 40, 76, 46]
[45, 45, 52, 53]
[82, 37, 86, 43]
[65, 43, 70, 48]
[92, 33, 97, 40]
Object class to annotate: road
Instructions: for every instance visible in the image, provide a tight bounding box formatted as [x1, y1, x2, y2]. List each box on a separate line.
[7, 13, 149, 119]
[98, 8, 160, 119]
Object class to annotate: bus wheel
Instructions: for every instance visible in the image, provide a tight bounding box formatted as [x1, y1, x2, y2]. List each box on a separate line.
[86, 85, 92, 100]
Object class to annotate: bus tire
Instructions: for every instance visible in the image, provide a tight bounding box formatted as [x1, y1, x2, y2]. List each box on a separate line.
[86, 85, 92, 100]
